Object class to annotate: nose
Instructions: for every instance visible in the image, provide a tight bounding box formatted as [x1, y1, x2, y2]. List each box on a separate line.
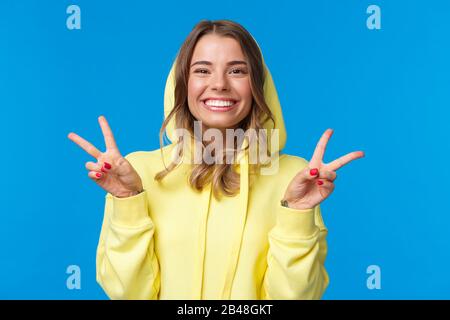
[210, 72, 229, 92]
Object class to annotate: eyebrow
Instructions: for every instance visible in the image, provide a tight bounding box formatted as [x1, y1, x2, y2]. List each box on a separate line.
[190, 60, 247, 68]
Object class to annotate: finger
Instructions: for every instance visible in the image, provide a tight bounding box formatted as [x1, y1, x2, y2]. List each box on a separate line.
[309, 128, 333, 168]
[318, 169, 337, 182]
[326, 151, 365, 171]
[98, 115, 118, 150]
[300, 166, 320, 182]
[88, 170, 104, 180]
[317, 179, 335, 194]
[68, 132, 101, 159]
[86, 161, 112, 173]
[86, 161, 102, 172]
[101, 161, 112, 172]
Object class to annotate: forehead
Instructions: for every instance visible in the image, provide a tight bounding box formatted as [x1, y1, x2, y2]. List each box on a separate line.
[191, 34, 245, 62]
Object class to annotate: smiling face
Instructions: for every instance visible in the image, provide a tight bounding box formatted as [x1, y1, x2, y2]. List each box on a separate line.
[187, 34, 253, 132]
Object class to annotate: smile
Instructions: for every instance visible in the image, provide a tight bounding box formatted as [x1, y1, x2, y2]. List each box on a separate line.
[201, 99, 239, 112]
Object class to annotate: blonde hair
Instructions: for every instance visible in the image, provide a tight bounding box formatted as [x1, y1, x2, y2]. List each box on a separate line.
[155, 20, 275, 199]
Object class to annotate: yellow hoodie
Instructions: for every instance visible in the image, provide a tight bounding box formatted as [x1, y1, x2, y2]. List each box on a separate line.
[96, 58, 329, 300]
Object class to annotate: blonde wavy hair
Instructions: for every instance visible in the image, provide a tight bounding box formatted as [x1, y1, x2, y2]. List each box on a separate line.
[155, 20, 275, 199]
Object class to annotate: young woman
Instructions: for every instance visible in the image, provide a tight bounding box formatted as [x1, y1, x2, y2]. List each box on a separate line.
[68, 20, 364, 300]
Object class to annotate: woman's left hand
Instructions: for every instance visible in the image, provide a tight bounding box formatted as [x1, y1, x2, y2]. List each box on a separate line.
[282, 129, 364, 211]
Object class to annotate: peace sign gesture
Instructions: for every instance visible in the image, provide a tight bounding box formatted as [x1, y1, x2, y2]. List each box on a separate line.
[282, 129, 364, 211]
[68, 116, 143, 198]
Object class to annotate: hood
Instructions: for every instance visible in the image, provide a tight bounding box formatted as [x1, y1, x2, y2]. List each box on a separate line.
[162, 41, 287, 299]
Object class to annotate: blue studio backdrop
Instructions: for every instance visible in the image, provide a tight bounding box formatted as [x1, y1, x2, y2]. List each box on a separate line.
[1, 0, 449, 299]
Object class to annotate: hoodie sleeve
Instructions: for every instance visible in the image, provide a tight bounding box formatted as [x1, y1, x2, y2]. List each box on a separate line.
[261, 204, 329, 300]
[95, 164, 160, 299]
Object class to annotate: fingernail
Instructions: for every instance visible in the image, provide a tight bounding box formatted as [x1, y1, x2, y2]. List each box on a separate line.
[310, 168, 319, 176]
[104, 162, 112, 169]
[101, 167, 107, 173]
[317, 180, 324, 185]
[96, 173, 102, 178]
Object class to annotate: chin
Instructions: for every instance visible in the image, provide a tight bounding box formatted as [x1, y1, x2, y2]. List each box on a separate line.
[200, 118, 239, 130]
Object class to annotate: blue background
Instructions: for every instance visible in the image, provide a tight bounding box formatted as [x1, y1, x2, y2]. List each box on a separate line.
[1, 0, 449, 299]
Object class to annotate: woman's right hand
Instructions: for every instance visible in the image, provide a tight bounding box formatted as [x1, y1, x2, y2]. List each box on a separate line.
[68, 115, 144, 198]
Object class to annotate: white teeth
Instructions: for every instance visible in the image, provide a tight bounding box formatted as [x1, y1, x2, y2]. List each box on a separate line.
[204, 99, 235, 107]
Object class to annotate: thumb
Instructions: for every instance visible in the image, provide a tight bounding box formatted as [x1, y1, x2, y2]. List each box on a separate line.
[113, 157, 133, 176]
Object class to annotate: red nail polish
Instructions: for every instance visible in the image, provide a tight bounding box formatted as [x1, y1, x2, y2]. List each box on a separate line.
[310, 168, 318, 176]
[96, 173, 102, 178]
[317, 180, 324, 185]
[101, 167, 107, 173]
[104, 162, 112, 170]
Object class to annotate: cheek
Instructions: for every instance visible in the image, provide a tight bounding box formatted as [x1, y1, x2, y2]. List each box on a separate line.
[234, 79, 252, 100]
[188, 79, 205, 101]
[234, 79, 253, 111]
[187, 79, 205, 115]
